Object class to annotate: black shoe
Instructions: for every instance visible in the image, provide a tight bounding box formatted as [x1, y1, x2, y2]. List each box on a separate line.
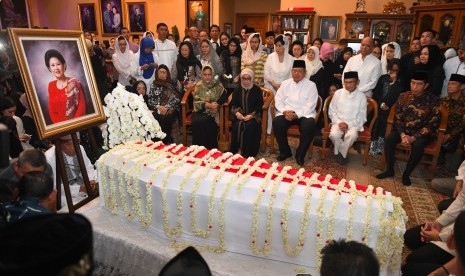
[340, 155, 349, 165]
[296, 156, 305, 166]
[277, 153, 292, 162]
[402, 174, 412, 186]
[376, 171, 394, 179]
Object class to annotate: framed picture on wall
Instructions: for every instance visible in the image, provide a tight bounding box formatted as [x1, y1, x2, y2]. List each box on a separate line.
[99, 0, 124, 36]
[0, 0, 30, 29]
[127, 2, 147, 34]
[318, 16, 341, 42]
[224, 23, 232, 36]
[186, 0, 210, 31]
[78, 3, 97, 33]
[8, 28, 105, 139]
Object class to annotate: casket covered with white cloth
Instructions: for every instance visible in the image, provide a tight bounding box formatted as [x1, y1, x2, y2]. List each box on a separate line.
[96, 141, 407, 275]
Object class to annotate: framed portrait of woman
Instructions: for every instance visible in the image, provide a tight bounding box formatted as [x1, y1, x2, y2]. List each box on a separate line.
[8, 28, 105, 140]
[186, 0, 210, 31]
[318, 16, 341, 42]
[99, 0, 124, 36]
[127, 2, 147, 34]
[78, 3, 97, 33]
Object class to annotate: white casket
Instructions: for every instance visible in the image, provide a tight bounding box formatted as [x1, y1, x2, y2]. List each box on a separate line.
[96, 141, 407, 275]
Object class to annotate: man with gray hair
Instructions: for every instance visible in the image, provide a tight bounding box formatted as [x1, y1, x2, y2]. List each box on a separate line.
[441, 40, 465, 97]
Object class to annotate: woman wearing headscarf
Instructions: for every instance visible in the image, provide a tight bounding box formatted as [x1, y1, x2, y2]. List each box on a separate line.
[305, 45, 326, 99]
[146, 64, 181, 144]
[192, 65, 226, 149]
[216, 32, 230, 57]
[112, 35, 135, 86]
[229, 68, 264, 157]
[414, 45, 445, 97]
[131, 37, 160, 89]
[264, 35, 293, 133]
[143, 31, 154, 39]
[380, 42, 401, 74]
[320, 42, 336, 102]
[332, 47, 353, 88]
[171, 41, 202, 90]
[197, 39, 223, 79]
[241, 33, 268, 86]
[220, 37, 242, 94]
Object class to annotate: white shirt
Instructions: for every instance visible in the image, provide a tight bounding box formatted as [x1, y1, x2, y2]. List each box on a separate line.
[343, 54, 382, 97]
[131, 51, 161, 89]
[442, 56, 465, 97]
[210, 39, 219, 50]
[45, 145, 97, 206]
[328, 88, 367, 131]
[264, 52, 293, 95]
[112, 50, 135, 86]
[275, 77, 318, 118]
[154, 38, 177, 69]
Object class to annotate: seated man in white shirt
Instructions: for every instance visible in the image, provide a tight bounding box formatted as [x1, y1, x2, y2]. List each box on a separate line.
[45, 134, 97, 207]
[328, 71, 367, 165]
[272, 60, 319, 166]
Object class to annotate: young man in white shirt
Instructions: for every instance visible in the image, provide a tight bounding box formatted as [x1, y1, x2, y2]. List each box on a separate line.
[328, 71, 367, 165]
[272, 60, 319, 166]
[154, 23, 177, 69]
[343, 37, 381, 97]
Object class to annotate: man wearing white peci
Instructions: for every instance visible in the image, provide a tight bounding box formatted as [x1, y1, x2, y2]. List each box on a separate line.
[342, 37, 381, 97]
[328, 71, 367, 165]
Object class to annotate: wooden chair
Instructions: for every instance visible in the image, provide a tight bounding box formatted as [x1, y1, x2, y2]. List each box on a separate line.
[321, 95, 378, 166]
[380, 104, 448, 180]
[270, 95, 323, 158]
[181, 86, 228, 150]
[223, 87, 274, 152]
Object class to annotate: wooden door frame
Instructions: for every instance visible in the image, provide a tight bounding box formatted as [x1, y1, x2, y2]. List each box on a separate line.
[235, 13, 270, 38]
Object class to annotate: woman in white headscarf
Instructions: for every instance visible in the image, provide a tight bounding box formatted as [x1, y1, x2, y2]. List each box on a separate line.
[229, 68, 263, 157]
[305, 45, 325, 98]
[263, 34, 293, 133]
[381, 42, 401, 74]
[241, 33, 267, 86]
[112, 35, 135, 86]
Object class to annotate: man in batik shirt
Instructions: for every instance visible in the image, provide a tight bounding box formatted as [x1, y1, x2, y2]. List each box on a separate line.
[377, 71, 440, 185]
[440, 73, 465, 159]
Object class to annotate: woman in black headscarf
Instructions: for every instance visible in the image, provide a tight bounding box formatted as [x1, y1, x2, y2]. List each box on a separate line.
[146, 64, 181, 144]
[332, 47, 353, 88]
[229, 68, 263, 157]
[413, 45, 445, 97]
[220, 37, 242, 95]
[216, 32, 230, 56]
[171, 41, 202, 91]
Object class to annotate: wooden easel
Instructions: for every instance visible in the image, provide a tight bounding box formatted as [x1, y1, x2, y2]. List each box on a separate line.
[55, 132, 99, 213]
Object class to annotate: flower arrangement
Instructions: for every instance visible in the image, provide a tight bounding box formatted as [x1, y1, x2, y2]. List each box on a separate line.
[101, 83, 166, 149]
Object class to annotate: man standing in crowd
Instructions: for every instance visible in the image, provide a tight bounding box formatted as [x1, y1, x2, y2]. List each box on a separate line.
[264, 31, 275, 55]
[343, 37, 381, 97]
[377, 71, 440, 185]
[120, 27, 139, 53]
[187, 26, 200, 56]
[155, 23, 177, 69]
[333, 38, 348, 61]
[273, 60, 319, 166]
[328, 71, 367, 165]
[442, 40, 465, 97]
[400, 36, 421, 92]
[209, 24, 220, 50]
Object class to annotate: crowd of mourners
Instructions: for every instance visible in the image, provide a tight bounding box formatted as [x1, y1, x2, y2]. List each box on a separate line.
[1, 21, 465, 275]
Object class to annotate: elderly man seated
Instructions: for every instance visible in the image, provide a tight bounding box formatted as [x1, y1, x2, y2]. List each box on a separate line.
[328, 71, 367, 165]
[4, 171, 56, 224]
[376, 71, 440, 185]
[45, 134, 97, 206]
[272, 59, 319, 166]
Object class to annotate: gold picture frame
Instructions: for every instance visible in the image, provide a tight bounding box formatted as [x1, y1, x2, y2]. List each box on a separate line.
[8, 28, 105, 140]
[78, 3, 98, 33]
[318, 16, 341, 42]
[127, 2, 147, 34]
